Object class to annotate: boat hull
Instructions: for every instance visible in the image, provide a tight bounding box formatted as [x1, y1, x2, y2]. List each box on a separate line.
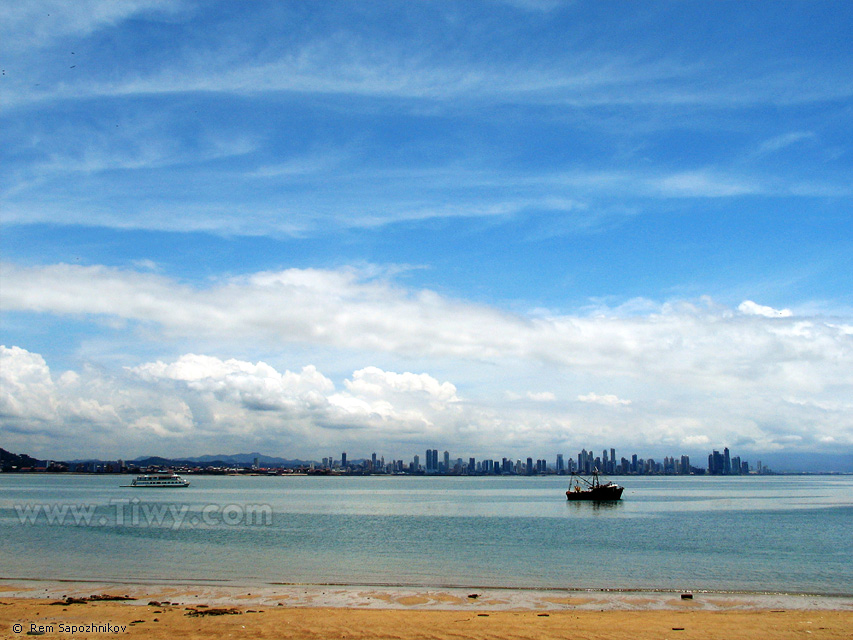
[123, 483, 190, 488]
[565, 486, 623, 501]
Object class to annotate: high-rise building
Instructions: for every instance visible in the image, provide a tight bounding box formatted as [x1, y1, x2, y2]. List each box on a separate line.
[731, 455, 741, 475]
[556, 454, 564, 474]
[426, 449, 439, 473]
[709, 450, 726, 475]
[341, 452, 347, 468]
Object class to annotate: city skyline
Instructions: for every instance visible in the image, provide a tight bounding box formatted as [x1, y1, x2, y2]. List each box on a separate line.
[2, 2, 852, 464]
[9, 442, 850, 474]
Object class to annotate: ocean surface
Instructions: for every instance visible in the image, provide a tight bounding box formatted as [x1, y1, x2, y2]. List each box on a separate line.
[1, 474, 851, 595]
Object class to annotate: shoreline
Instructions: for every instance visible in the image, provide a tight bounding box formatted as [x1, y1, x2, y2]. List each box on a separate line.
[1, 583, 850, 640]
[2, 578, 851, 612]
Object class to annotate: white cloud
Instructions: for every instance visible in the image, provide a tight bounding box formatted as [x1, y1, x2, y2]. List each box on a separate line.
[2, 265, 850, 394]
[131, 354, 335, 412]
[577, 393, 631, 407]
[1, 264, 851, 459]
[343, 367, 458, 403]
[738, 300, 793, 318]
[0, 345, 121, 436]
[0, 346, 58, 422]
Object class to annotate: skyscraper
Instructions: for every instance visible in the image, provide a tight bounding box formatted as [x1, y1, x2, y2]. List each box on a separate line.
[426, 449, 439, 474]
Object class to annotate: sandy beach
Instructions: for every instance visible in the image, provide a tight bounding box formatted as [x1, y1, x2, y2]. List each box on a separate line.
[1, 581, 850, 639]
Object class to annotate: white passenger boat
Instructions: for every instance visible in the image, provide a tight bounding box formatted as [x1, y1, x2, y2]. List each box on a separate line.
[123, 473, 190, 487]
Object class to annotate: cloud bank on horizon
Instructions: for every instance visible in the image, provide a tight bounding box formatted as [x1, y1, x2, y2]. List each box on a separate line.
[1, 1, 851, 461]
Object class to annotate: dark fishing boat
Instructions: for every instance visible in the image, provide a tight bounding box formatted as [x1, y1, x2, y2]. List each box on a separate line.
[566, 469, 623, 501]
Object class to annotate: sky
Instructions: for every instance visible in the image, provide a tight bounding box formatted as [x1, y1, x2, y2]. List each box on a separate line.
[1, 1, 852, 469]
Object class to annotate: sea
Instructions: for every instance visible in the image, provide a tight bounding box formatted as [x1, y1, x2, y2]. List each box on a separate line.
[1, 474, 851, 596]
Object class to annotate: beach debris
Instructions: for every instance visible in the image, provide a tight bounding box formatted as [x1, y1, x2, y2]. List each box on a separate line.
[185, 607, 242, 617]
[148, 601, 161, 607]
[680, 593, 693, 600]
[50, 594, 133, 605]
[50, 597, 87, 605]
[672, 627, 685, 631]
[468, 593, 479, 599]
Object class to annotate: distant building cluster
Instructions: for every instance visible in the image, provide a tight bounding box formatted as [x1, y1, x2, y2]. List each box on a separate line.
[707, 447, 754, 475]
[320, 446, 768, 476]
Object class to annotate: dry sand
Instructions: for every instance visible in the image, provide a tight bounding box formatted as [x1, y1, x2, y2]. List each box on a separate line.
[0, 582, 850, 639]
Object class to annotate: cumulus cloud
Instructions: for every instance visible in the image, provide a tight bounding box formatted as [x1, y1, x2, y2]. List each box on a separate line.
[1, 339, 851, 460]
[0, 345, 121, 437]
[131, 354, 334, 411]
[0, 346, 59, 423]
[1, 263, 852, 459]
[344, 367, 458, 403]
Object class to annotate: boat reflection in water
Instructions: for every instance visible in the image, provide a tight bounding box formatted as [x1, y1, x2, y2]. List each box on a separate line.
[566, 469, 623, 501]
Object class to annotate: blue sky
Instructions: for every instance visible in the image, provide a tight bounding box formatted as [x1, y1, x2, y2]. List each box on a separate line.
[1, 1, 852, 467]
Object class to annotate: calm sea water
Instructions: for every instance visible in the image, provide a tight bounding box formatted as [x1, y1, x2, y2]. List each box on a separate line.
[0, 474, 851, 595]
